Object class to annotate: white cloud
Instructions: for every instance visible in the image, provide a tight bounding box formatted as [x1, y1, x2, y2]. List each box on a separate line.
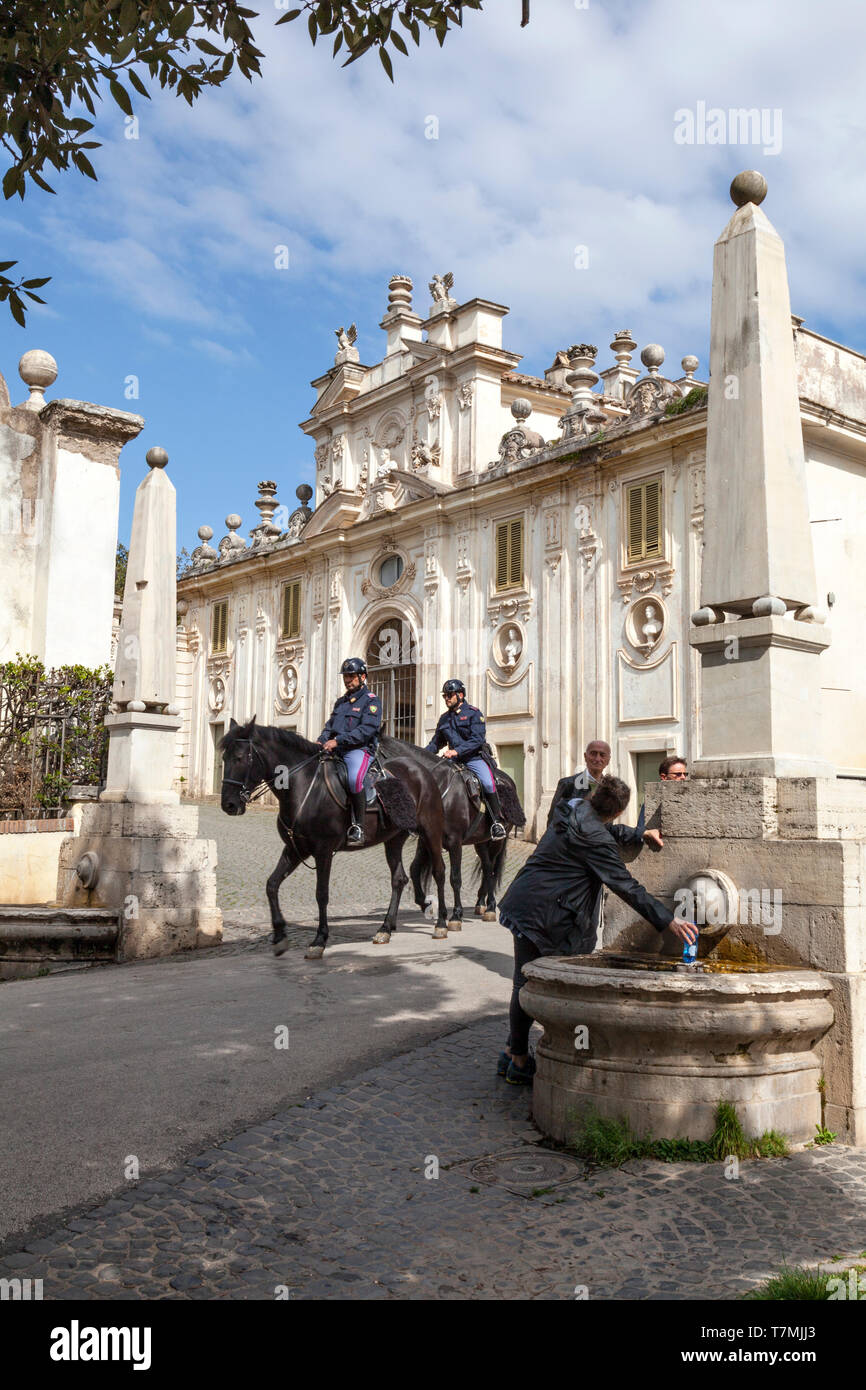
[25, 0, 866, 373]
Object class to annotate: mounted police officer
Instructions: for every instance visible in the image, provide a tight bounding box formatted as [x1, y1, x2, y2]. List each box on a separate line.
[317, 657, 382, 845]
[426, 678, 506, 840]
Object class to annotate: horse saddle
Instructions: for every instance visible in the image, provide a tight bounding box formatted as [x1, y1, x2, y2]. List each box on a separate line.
[453, 763, 483, 809]
[323, 756, 386, 812]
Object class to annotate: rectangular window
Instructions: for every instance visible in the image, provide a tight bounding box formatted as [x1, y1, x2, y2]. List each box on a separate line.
[280, 580, 301, 639]
[495, 517, 524, 591]
[625, 478, 663, 564]
[211, 600, 228, 653]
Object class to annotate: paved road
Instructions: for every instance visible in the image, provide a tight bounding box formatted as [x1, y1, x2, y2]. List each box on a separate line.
[0, 806, 532, 1245]
[3, 1017, 866, 1300]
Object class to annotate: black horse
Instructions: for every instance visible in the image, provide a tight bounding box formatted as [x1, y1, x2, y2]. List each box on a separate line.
[378, 736, 526, 930]
[220, 717, 450, 958]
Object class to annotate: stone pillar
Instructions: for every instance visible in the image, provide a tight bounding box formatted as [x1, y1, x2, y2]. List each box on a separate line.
[690, 170, 831, 778]
[603, 173, 866, 1145]
[58, 449, 221, 958]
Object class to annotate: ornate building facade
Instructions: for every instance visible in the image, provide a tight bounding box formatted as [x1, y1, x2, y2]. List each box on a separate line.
[176, 272, 866, 835]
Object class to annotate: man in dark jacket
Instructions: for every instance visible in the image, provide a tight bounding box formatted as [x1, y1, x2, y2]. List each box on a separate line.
[426, 678, 506, 839]
[318, 656, 382, 845]
[496, 775, 696, 1084]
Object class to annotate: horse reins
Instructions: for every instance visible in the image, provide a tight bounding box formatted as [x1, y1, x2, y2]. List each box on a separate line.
[222, 739, 324, 870]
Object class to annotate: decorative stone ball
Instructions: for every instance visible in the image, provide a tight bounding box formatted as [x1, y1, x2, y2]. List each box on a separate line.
[226, 514, 242, 530]
[511, 398, 532, 422]
[197, 525, 214, 542]
[640, 344, 665, 371]
[681, 355, 699, 374]
[730, 170, 767, 208]
[146, 446, 169, 469]
[296, 483, 314, 505]
[176, 598, 190, 618]
[19, 348, 58, 391]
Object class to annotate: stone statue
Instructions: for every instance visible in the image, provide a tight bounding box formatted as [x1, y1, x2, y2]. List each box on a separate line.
[335, 323, 357, 351]
[428, 272, 454, 304]
[503, 626, 522, 669]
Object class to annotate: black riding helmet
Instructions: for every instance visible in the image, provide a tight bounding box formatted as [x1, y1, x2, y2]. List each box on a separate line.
[442, 678, 465, 697]
[341, 657, 367, 677]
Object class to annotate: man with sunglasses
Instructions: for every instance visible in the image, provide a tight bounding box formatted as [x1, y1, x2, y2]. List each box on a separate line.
[426, 678, 507, 840]
[318, 656, 381, 845]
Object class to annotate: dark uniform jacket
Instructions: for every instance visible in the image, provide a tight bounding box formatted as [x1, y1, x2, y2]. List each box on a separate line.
[425, 701, 494, 764]
[317, 686, 382, 754]
[546, 770, 644, 851]
[499, 798, 673, 956]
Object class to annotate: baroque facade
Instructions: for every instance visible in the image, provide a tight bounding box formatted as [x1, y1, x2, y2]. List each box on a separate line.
[176, 273, 866, 835]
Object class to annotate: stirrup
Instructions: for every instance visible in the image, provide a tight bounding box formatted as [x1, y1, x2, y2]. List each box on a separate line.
[489, 821, 506, 840]
[347, 822, 364, 844]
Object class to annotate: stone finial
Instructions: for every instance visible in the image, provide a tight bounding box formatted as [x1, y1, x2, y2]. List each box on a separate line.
[146, 446, 169, 469]
[640, 344, 665, 376]
[730, 170, 767, 208]
[610, 331, 637, 366]
[681, 355, 699, 382]
[387, 275, 413, 311]
[296, 483, 313, 505]
[511, 398, 533, 422]
[428, 272, 456, 313]
[250, 481, 282, 548]
[18, 348, 58, 410]
[191, 525, 218, 566]
[219, 515, 246, 558]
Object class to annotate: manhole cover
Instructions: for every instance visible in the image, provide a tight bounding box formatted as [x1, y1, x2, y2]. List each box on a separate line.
[466, 1148, 584, 1196]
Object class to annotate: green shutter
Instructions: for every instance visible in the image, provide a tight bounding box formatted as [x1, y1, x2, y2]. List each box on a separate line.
[281, 581, 301, 638]
[495, 517, 524, 591]
[626, 479, 663, 563]
[211, 601, 228, 652]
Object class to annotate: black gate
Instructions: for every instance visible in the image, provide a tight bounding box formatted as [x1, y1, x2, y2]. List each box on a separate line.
[365, 620, 417, 742]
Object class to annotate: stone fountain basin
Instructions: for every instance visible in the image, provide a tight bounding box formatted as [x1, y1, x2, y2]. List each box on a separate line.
[521, 954, 834, 1145]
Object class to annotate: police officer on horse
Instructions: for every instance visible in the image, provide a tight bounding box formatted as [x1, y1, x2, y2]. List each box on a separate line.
[426, 679, 506, 840]
[318, 657, 382, 845]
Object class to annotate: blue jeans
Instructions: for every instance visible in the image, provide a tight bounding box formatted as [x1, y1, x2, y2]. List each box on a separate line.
[465, 756, 496, 793]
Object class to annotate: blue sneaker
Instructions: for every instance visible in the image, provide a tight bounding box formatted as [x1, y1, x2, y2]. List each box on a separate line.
[497, 1051, 511, 1077]
[506, 1056, 536, 1085]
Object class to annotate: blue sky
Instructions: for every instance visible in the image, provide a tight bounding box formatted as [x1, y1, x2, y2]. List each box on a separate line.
[3, 0, 866, 548]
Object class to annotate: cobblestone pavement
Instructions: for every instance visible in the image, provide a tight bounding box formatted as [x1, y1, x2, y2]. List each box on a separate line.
[3, 1014, 866, 1301]
[199, 800, 535, 941]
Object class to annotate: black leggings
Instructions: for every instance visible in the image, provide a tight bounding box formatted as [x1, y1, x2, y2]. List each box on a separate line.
[507, 932, 542, 1055]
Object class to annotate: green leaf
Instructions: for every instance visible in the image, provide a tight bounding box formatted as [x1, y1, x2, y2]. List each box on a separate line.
[109, 78, 133, 116]
[128, 69, 150, 98]
[275, 8, 302, 23]
[73, 151, 98, 180]
[28, 169, 55, 193]
[0, 260, 17, 272]
[379, 46, 394, 81]
[2, 166, 23, 201]
[21, 277, 51, 288]
[333, 30, 343, 55]
[9, 293, 26, 327]
[390, 31, 408, 56]
[195, 39, 224, 56]
[23, 291, 46, 304]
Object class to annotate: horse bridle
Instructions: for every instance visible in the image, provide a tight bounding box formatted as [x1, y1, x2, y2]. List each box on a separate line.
[221, 738, 273, 805]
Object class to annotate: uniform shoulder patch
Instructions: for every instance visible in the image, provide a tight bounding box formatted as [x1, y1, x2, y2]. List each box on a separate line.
[370, 704, 378, 712]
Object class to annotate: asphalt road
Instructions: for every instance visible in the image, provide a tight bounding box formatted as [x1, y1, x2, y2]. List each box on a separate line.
[1, 808, 533, 1247]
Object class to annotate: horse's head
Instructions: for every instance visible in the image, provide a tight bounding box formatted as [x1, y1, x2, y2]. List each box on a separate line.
[219, 715, 259, 816]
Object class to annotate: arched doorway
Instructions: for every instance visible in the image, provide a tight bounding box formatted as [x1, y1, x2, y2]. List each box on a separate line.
[365, 617, 417, 741]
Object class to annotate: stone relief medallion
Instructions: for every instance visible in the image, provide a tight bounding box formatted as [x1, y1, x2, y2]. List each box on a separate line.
[275, 663, 300, 715]
[493, 622, 525, 677]
[209, 675, 227, 714]
[626, 594, 668, 659]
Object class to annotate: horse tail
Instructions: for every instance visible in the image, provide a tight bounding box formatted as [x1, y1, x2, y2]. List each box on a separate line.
[415, 837, 432, 897]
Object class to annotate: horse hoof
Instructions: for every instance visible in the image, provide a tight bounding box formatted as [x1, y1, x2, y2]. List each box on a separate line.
[272, 935, 289, 956]
[304, 945, 324, 960]
[482, 910, 497, 922]
[372, 932, 391, 945]
[432, 927, 448, 940]
[423, 905, 434, 921]
[447, 919, 462, 931]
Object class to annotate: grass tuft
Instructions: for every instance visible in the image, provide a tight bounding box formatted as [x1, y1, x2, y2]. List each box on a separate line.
[743, 1265, 833, 1301]
[567, 1101, 791, 1169]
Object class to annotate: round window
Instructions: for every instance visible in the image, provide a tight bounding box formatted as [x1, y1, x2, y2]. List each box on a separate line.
[378, 554, 404, 588]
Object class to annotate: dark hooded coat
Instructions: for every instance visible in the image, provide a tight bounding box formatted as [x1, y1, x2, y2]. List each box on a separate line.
[499, 797, 673, 956]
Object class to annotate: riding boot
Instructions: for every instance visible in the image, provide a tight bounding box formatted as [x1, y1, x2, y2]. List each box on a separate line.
[347, 790, 366, 845]
[485, 787, 507, 840]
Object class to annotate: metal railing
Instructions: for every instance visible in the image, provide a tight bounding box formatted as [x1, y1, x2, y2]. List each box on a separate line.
[0, 663, 112, 820]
